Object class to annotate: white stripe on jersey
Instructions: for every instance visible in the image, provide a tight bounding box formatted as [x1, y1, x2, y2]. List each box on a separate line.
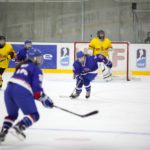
[9, 77, 33, 94]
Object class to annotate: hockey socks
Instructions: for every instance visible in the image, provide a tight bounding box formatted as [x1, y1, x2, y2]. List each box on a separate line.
[11, 115, 38, 140]
[16, 113, 39, 129]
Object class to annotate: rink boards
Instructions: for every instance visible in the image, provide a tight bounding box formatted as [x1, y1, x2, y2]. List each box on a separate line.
[6, 42, 150, 76]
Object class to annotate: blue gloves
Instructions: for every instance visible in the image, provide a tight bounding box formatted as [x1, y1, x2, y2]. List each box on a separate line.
[76, 75, 83, 81]
[39, 93, 54, 108]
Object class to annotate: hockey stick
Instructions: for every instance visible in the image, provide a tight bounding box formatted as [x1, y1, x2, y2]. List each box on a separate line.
[59, 79, 82, 99]
[70, 79, 82, 97]
[54, 105, 98, 118]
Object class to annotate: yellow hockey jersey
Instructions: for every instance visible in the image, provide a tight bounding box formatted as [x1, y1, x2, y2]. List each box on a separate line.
[88, 37, 112, 56]
[0, 43, 16, 68]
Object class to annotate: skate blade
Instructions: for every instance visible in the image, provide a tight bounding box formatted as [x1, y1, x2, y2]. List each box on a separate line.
[9, 128, 26, 141]
[0, 140, 3, 144]
[59, 95, 88, 101]
[0, 138, 5, 143]
[59, 95, 70, 98]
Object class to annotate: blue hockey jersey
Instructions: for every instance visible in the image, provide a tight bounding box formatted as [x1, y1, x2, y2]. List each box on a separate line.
[9, 61, 43, 94]
[73, 54, 104, 76]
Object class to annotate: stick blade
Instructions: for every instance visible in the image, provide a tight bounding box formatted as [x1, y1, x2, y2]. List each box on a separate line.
[81, 110, 99, 118]
[59, 95, 69, 98]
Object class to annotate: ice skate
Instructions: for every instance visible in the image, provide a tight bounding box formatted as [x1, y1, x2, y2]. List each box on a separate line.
[0, 128, 8, 142]
[85, 92, 91, 99]
[10, 124, 26, 141]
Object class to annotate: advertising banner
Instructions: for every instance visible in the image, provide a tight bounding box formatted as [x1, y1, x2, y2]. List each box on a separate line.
[6, 42, 150, 75]
[130, 44, 150, 72]
[33, 44, 57, 69]
[57, 43, 74, 70]
[9, 43, 57, 69]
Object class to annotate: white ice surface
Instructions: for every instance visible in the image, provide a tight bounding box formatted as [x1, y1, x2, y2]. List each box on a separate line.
[0, 72, 150, 150]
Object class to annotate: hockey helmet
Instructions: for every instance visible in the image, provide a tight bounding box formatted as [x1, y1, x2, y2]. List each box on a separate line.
[77, 51, 85, 59]
[27, 48, 43, 66]
[97, 30, 105, 40]
[0, 35, 6, 40]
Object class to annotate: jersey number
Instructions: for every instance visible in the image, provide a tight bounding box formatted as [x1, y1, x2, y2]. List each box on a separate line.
[16, 69, 28, 76]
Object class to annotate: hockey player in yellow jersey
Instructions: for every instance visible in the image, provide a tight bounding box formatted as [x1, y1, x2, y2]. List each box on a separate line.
[88, 30, 113, 81]
[0, 35, 16, 88]
[89, 30, 112, 56]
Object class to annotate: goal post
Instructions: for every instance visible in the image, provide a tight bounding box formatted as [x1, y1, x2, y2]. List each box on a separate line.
[74, 41, 130, 81]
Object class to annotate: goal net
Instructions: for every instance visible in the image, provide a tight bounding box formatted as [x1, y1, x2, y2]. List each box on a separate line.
[74, 42, 130, 81]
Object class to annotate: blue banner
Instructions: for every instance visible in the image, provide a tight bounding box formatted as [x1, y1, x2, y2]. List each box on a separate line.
[9, 44, 57, 69]
[33, 45, 57, 69]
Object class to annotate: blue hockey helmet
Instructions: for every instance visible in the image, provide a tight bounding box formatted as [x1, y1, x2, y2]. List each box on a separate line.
[27, 48, 43, 66]
[24, 40, 32, 44]
[24, 40, 32, 50]
[76, 51, 85, 59]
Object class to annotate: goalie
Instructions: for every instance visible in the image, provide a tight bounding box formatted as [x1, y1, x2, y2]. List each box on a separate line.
[70, 51, 112, 99]
[88, 30, 113, 81]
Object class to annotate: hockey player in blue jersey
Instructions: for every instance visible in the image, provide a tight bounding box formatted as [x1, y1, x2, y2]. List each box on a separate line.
[0, 48, 54, 142]
[16, 40, 32, 65]
[70, 51, 112, 99]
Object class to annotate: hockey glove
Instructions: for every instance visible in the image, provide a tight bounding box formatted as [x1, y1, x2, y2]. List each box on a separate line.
[39, 93, 54, 108]
[76, 75, 83, 81]
[8, 52, 15, 59]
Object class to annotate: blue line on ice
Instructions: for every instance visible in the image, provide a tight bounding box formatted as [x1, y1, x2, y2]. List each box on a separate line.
[30, 128, 150, 136]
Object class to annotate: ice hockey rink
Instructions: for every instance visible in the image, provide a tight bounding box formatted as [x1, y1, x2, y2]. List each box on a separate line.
[0, 72, 150, 150]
